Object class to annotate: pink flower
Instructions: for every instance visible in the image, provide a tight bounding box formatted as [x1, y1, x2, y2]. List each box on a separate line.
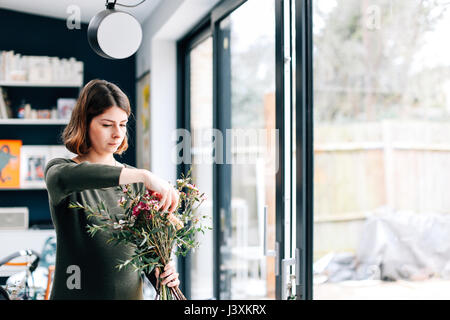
[132, 205, 141, 217]
[119, 196, 127, 205]
[186, 184, 199, 194]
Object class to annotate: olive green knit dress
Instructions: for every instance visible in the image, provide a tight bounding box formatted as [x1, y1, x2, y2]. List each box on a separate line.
[44, 158, 156, 300]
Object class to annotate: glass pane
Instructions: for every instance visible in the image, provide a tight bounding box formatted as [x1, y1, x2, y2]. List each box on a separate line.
[220, 0, 277, 299]
[189, 36, 214, 299]
[290, 0, 297, 299]
[313, 0, 450, 299]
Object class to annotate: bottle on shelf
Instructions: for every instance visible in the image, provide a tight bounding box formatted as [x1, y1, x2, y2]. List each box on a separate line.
[16, 99, 26, 119]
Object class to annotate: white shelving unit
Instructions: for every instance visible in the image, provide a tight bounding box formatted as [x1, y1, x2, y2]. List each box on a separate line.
[0, 66, 81, 229]
[0, 80, 79, 123]
[0, 81, 82, 88]
[0, 119, 69, 125]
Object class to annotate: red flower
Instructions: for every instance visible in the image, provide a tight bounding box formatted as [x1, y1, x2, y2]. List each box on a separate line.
[152, 192, 162, 201]
[144, 212, 153, 220]
[132, 205, 141, 217]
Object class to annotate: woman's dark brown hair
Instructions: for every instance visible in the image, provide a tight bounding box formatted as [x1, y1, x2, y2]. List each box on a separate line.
[62, 79, 131, 155]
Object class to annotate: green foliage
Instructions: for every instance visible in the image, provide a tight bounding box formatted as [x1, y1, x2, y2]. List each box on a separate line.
[69, 171, 209, 300]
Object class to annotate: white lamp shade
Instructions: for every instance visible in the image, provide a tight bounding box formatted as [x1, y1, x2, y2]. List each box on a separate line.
[88, 9, 143, 60]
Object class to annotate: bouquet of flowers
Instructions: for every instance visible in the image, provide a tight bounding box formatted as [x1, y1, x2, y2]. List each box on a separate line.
[68, 170, 209, 300]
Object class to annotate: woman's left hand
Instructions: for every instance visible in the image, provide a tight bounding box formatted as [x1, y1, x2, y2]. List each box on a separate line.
[155, 260, 180, 288]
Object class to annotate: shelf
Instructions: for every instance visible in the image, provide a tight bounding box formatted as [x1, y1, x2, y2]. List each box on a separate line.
[0, 119, 69, 125]
[0, 81, 82, 87]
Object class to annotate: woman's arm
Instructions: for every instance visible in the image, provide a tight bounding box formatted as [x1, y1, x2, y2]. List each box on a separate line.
[118, 167, 147, 185]
[45, 158, 179, 212]
[45, 158, 124, 205]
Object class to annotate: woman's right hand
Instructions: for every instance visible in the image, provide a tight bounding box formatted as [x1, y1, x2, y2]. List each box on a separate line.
[143, 171, 179, 214]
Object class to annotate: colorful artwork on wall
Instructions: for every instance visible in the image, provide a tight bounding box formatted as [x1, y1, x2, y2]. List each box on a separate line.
[136, 71, 151, 170]
[0, 140, 22, 189]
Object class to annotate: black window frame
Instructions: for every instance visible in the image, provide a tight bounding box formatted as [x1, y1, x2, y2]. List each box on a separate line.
[176, 0, 314, 300]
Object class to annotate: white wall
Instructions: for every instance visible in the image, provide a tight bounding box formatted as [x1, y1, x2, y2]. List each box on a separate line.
[136, 0, 183, 78]
[0, 230, 55, 277]
[149, 39, 177, 182]
[136, 0, 220, 184]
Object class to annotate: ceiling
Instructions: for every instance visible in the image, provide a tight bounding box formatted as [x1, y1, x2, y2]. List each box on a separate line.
[0, 0, 162, 24]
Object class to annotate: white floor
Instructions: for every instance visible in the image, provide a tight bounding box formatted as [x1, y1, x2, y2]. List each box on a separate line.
[314, 278, 450, 300]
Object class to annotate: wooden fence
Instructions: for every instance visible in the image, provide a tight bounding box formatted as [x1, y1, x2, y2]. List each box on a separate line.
[314, 120, 450, 258]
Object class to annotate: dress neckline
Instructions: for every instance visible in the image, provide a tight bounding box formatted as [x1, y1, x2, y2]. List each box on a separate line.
[68, 158, 126, 168]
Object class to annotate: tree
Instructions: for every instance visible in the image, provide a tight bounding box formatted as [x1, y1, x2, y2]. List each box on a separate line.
[313, 0, 450, 122]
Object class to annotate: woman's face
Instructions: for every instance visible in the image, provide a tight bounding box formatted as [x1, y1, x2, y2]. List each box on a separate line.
[88, 106, 128, 155]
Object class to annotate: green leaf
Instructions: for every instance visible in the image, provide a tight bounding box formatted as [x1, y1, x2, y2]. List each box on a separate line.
[68, 201, 84, 209]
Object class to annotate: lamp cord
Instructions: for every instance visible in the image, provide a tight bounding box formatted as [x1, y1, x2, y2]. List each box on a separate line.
[106, 0, 146, 9]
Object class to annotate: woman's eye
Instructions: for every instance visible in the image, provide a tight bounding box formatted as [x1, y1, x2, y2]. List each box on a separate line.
[101, 124, 126, 127]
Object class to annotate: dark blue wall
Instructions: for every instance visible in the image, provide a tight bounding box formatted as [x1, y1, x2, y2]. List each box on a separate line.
[0, 9, 138, 227]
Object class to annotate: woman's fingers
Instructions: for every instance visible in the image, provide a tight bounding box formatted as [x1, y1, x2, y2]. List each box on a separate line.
[145, 172, 179, 213]
[167, 278, 180, 288]
[162, 189, 172, 212]
[168, 189, 179, 213]
[160, 261, 175, 277]
[158, 187, 170, 212]
[159, 189, 167, 210]
[156, 185, 180, 213]
[157, 261, 179, 287]
[161, 272, 179, 286]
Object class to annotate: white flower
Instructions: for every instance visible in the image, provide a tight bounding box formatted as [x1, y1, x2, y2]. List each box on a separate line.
[129, 216, 136, 227]
[118, 196, 126, 206]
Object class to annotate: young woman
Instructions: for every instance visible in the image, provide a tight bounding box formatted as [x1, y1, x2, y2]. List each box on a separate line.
[44, 79, 180, 300]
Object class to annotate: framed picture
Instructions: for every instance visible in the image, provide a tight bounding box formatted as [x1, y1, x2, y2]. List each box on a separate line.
[20, 145, 50, 189]
[0, 140, 22, 189]
[57, 98, 76, 120]
[20, 145, 76, 189]
[136, 71, 151, 170]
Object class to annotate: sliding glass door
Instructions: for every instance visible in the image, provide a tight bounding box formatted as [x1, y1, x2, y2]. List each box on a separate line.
[214, 0, 278, 300]
[187, 35, 214, 299]
[179, 0, 303, 300]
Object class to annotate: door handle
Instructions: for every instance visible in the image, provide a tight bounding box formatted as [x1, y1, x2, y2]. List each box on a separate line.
[281, 248, 300, 300]
[263, 205, 279, 276]
[296, 248, 300, 286]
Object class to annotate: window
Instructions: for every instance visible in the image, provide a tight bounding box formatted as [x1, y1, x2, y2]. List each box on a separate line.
[313, 0, 450, 299]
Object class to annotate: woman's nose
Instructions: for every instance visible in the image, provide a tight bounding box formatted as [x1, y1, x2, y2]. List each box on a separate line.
[112, 125, 121, 137]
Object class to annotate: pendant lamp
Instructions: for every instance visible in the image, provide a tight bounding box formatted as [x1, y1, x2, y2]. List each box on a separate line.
[88, 0, 143, 59]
